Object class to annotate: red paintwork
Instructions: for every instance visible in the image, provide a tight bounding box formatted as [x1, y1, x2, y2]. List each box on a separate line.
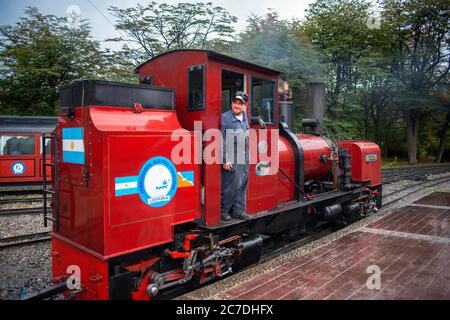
[297, 134, 332, 181]
[55, 106, 200, 258]
[183, 234, 199, 251]
[131, 271, 153, 300]
[338, 140, 381, 186]
[246, 128, 279, 214]
[0, 133, 52, 184]
[168, 251, 192, 259]
[52, 236, 109, 300]
[277, 136, 295, 203]
[138, 50, 280, 223]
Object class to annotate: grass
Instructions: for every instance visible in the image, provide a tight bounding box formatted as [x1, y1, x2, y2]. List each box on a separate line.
[381, 158, 449, 169]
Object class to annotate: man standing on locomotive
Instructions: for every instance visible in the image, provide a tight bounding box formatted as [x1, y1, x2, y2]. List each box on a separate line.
[221, 92, 266, 221]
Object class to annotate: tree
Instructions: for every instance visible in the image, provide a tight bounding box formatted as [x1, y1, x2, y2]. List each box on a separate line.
[108, 2, 237, 60]
[382, 0, 450, 164]
[238, 11, 323, 80]
[435, 86, 450, 162]
[357, 54, 399, 146]
[0, 7, 105, 115]
[102, 45, 141, 83]
[303, 0, 371, 116]
[234, 10, 325, 131]
[302, 0, 449, 162]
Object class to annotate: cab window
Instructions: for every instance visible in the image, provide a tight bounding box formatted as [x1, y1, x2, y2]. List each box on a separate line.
[0, 135, 36, 155]
[188, 65, 205, 111]
[251, 77, 275, 124]
[140, 76, 152, 85]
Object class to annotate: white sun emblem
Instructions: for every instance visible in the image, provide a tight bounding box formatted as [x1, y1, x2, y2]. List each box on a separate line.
[144, 165, 172, 198]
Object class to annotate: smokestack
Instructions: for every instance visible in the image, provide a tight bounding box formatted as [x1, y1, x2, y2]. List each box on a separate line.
[303, 81, 326, 136]
[278, 81, 294, 130]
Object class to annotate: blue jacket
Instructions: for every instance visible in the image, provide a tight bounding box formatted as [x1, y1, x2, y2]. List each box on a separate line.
[221, 110, 258, 165]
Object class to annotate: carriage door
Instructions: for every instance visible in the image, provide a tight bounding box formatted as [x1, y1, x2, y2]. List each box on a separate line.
[247, 76, 278, 214]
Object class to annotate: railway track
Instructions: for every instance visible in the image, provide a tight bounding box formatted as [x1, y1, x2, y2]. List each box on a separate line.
[382, 174, 450, 198]
[0, 196, 47, 205]
[0, 189, 51, 216]
[381, 164, 450, 184]
[381, 163, 450, 173]
[0, 232, 51, 249]
[383, 175, 450, 207]
[0, 207, 51, 216]
[0, 183, 52, 197]
[0, 189, 45, 197]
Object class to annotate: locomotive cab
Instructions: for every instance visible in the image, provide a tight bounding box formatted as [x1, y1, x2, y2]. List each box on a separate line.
[136, 50, 381, 229]
[136, 50, 285, 225]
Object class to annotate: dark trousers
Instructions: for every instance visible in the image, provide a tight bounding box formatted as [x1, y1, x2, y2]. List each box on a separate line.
[221, 164, 249, 216]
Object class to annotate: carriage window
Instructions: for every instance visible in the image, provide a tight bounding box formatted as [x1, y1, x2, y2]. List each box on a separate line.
[251, 77, 276, 124]
[0, 135, 36, 155]
[188, 65, 205, 111]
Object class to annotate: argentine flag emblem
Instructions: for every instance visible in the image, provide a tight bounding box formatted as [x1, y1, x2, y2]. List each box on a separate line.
[62, 128, 85, 165]
[115, 176, 138, 196]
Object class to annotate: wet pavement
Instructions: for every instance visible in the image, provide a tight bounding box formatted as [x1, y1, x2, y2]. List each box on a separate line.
[181, 192, 450, 300]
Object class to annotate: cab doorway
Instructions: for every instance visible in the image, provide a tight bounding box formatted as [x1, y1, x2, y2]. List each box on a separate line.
[221, 70, 246, 113]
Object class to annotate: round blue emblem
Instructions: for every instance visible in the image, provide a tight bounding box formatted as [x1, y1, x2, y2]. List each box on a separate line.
[12, 162, 26, 175]
[255, 161, 270, 177]
[137, 156, 178, 208]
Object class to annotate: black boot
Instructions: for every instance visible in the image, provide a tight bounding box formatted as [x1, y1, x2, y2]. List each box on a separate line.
[221, 213, 232, 221]
[231, 211, 252, 220]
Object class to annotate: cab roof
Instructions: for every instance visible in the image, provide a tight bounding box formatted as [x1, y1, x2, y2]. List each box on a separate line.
[135, 49, 282, 75]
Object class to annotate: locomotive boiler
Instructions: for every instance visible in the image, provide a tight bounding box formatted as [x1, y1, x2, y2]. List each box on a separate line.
[47, 50, 382, 300]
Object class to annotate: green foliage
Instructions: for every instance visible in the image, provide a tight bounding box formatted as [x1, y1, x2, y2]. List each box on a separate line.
[382, 0, 449, 113]
[108, 2, 237, 61]
[301, 0, 449, 163]
[0, 7, 105, 115]
[300, 0, 395, 140]
[101, 46, 140, 83]
[104, 2, 238, 82]
[382, 0, 449, 163]
[237, 11, 324, 80]
[232, 10, 325, 132]
[303, 0, 371, 109]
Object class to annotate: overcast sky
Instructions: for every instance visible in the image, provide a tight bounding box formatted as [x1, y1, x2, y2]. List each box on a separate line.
[0, 0, 315, 49]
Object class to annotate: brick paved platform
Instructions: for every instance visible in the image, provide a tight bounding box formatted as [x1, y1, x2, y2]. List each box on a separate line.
[182, 192, 450, 300]
[412, 191, 450, 208]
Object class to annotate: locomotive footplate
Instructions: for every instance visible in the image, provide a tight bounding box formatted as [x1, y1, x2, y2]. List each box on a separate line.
[197, 189, 371, 230]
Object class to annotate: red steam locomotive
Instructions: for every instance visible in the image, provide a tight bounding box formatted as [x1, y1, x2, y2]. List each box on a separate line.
[48, 50, 381, 300]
